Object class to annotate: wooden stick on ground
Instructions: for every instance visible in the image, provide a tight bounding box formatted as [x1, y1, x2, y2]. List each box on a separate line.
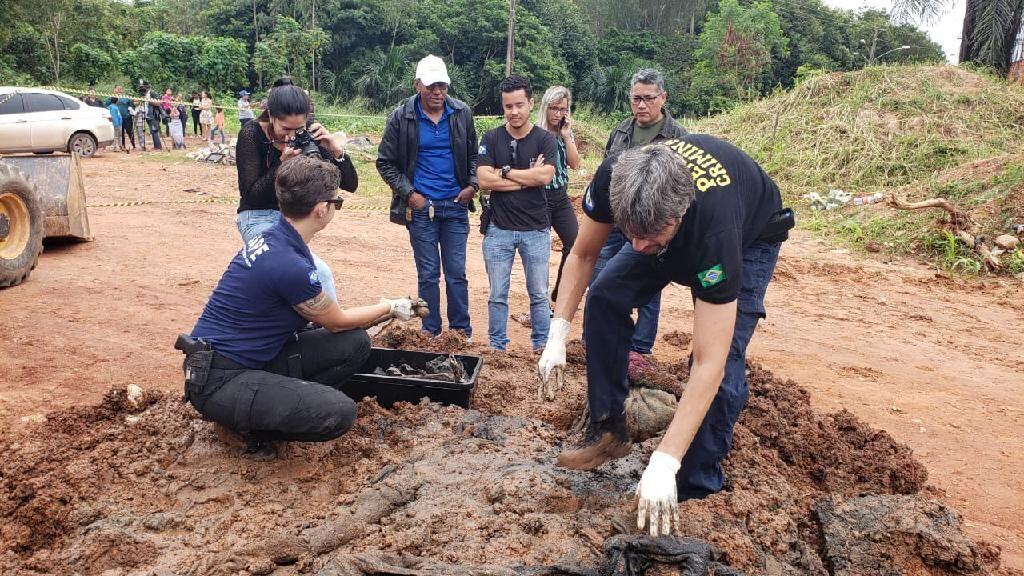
[887, 193, 1002, 270]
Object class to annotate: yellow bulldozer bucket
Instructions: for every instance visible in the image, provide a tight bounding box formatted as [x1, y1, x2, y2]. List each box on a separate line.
[0, 154, 91, 240]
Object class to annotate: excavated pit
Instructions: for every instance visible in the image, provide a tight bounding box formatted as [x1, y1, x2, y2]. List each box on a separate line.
[0, 326, 1014, 576]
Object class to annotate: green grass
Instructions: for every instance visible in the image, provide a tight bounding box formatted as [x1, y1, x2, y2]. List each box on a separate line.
[693, 64, 1024, 274]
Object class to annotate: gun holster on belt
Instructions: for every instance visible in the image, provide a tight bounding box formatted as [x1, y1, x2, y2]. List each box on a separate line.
[174, 333, 213, 402]
[759, 207, 795, 244]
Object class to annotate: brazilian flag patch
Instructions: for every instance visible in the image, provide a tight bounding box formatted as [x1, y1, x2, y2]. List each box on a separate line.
[697, 264, 725, 288]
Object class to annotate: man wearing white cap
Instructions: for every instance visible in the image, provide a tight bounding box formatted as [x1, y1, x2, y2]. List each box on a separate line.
[377, 54, 479, 339]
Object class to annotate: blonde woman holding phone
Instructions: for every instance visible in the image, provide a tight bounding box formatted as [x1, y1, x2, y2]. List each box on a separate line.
[536, 85, 581, 307]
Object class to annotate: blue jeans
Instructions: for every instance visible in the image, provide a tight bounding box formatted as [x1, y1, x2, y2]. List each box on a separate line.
[407, 198, 471, 337]
[236, 209, 338, 302]
[210, 126, 226, 144]
[482, 224, 551, 350]
[583, 239, 781, 500]
[589, 228, 661, 354]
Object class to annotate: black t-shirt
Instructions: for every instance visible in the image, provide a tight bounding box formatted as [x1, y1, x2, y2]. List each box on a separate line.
[235, 120, 359, 213]
[583, 134, 782, 304]
[478, 125, 558, 231]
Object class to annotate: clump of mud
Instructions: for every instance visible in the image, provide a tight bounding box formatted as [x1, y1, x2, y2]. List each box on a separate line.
[565, 338, 587, 366]
[0, 330, 1011, 575]
[373, 324, 468, 353]
[662, 330, 692, 349]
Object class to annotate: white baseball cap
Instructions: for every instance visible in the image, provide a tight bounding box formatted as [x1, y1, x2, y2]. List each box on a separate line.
[415, 54, 451, 86]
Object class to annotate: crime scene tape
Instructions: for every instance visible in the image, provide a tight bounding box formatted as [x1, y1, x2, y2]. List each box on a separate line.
[32, 85, 503, 120]
[86, 197, 394, 211]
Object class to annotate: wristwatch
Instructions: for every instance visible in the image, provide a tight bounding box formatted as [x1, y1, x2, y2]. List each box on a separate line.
[500, 165, 511, 179]
[470, 182, 480, 193]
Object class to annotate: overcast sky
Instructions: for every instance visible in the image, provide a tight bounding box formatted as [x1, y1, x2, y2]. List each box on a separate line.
[819, 0, 966, 63]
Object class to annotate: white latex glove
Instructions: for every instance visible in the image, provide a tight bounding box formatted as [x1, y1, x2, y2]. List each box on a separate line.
[537, 318, 570, 401]
[636, 450, 681, 536]
[380, 297, 414, 321]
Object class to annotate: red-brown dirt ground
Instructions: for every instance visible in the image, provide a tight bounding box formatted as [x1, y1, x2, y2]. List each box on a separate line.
[1, 151, 1022, 574]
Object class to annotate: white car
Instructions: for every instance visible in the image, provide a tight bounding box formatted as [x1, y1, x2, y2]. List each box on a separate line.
[0, 87, 116, 157]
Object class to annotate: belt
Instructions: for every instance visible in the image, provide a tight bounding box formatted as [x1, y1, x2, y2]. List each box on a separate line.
[209, 351, 253, 371]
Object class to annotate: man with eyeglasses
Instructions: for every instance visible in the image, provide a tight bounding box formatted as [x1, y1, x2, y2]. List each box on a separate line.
[476, 75, 559, 351]
[592, 68, 689, 374]
[182, 155, 418, 459]
[377, 54, 479, 340]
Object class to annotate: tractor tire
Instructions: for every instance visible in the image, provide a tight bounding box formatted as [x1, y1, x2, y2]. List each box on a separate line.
[0, 163, 45, 288]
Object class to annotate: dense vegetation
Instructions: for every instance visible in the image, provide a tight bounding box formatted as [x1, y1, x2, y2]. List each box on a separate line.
[0, 0, 944, 115]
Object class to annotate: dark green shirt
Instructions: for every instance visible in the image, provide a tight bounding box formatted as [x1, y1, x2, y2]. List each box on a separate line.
[631, 115, 667, 147]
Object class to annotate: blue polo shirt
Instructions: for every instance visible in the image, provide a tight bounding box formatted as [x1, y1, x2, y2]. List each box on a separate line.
[412, 96, 462, 200]
[191, 219, 323, 368]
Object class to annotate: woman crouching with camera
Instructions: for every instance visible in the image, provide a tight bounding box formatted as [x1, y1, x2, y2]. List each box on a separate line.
[235, 77, 358, 301]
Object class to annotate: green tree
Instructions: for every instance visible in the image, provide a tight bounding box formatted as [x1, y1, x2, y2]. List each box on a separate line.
[521, 0, 601, 97]
[354, 45, 411, 106]
[192, 36, 249, 90]
[120, 31, 247, 91]
[2, 22, 52, 83]
[254, 15, 329, 87]
[252, 40, 288, 85]
[69, 43, 114, 85]
[893, 0, 1024, 74]
[120, 31, 193, 88]
[694, 0, 789, 101]
[771, 0, 856, 83]
[849, 10, 945, 66]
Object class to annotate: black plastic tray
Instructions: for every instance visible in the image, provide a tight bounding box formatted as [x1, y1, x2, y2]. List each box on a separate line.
[343, 347, 482, 409]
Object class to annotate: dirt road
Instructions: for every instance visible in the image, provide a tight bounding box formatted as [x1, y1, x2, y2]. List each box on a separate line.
[1, 152, 1021, 568]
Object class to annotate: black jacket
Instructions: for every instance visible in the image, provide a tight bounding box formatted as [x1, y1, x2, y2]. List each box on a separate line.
[376, 95, 478, 225]
[604, 109, 688, 156]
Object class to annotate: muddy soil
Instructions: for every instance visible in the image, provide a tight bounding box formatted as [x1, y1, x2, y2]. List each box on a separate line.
[1, 152, 1022, 572]
[0, 327, 1013, 575]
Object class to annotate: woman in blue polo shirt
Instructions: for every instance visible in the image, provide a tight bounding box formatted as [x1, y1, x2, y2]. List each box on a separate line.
[188, 155, 414, 459]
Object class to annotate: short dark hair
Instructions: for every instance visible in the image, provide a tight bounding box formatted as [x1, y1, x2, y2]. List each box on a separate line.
[275, 155, 340, 219]
[109, 96, 118, 104]
[500, 75, 532, 99]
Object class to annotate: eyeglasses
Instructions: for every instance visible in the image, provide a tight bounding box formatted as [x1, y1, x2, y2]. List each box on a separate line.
[630, 93, 663, 105]
[425, 82, 449, 93]
[549, 107, 569, 114]
[324, 197, 344, 210]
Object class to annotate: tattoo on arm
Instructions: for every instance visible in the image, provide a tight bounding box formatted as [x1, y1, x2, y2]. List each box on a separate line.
[293, 291, 334, 317]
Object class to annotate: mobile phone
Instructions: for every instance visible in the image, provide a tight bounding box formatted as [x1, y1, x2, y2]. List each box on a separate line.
[558, 117, 567, 130]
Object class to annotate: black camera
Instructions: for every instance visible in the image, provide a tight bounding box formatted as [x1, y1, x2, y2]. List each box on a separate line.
[290, 127, 322, 157]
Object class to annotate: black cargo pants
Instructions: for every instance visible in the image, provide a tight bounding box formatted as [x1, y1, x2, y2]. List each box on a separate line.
[187, 328, 370, 443]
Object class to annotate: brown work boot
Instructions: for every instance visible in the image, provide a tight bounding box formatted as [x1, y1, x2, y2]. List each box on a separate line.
[556, 417, 632, 470]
